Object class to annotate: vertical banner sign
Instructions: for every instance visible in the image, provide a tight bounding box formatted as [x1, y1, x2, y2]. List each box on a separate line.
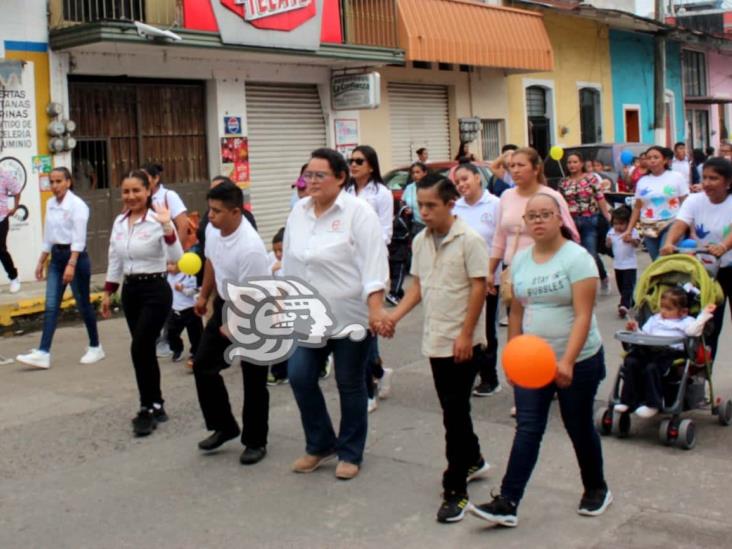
[0, 63, 41, 282]
[220, 137, 250, 190]
[334, 119, 358, 158]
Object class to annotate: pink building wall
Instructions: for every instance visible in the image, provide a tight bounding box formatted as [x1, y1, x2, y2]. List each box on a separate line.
[708, 50, 732, 148]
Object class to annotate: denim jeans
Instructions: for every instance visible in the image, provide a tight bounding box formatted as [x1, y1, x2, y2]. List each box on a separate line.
[643, 225, 670, 261]
[39, 247, 99, 352]
[501, 348, 607, 505]
[575, 214, 607, 280]
[289, 336, 371, 465]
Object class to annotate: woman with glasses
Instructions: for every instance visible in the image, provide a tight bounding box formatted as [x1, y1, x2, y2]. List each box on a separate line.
[471, 192, 611, 528]
[402, 161, 428, 236]
[284, 147, 389, 480]
[346, 145, 394, 413]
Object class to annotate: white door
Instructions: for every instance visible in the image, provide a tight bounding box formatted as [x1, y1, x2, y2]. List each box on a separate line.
[246, 83, 326, 243]
[388, 82, 450, 166]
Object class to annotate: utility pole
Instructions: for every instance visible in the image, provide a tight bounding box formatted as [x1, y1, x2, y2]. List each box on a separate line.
[653, 0, 668, 145]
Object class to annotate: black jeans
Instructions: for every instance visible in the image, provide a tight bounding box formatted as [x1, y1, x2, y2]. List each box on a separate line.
[121, 277, 172, 408]
[710, 266, 732, 358]
[193, 298, 269, 448]
[620, 347, 682, 410]
[430, 349, 482, 496]
[501, 348, 607, 505]
[475, 292, 500, 387]
[614, 268, 636, 310]
[0, 216, 18, 280]
[166, 307, 203, 357]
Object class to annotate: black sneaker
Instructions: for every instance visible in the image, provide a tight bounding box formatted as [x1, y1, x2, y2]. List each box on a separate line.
[172, 350, 183, 362]
[152, 403, 168, 423]
[131, 408, 157, 437]
[578, 487, 613, 516]
[473, 382, 502, 397]
[467, 458, 491, 483]
[469, 494, 518, 527]
[198, 428, 240, 451]
[436, 493, 470, 523]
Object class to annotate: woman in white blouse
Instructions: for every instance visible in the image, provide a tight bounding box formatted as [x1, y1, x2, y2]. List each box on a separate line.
[16, 167, 104, 370]
[285, 147, 389, 480]
[101, 170, 183, 437]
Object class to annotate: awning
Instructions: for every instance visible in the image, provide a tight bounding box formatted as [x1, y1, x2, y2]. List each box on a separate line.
[397, 0, 554, 71]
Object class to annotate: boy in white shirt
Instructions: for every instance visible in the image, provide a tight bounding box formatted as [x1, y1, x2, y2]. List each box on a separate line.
[618, 287, 715, 418]
[605, 206, 640, 318]
[165, 261, 203, 365]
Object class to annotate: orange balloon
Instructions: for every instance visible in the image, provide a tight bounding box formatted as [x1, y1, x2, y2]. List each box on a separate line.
[502, 334, 557, 389]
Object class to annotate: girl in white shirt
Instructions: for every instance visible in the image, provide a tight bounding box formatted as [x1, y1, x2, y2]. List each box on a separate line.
[143, 163, 190, 248]
[16, 167, 104, 370]
[101, 170, 183, 437]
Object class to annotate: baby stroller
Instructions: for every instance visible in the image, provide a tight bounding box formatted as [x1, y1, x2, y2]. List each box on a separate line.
[595, 254, 732, 449]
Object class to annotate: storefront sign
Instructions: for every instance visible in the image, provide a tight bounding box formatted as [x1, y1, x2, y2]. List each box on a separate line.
[221, 137, 250, 189]
[224, 116, 242, 136]
[331, 73, 380, 111]
[334, 119, 358, 158]
[237, 0, 312, 22]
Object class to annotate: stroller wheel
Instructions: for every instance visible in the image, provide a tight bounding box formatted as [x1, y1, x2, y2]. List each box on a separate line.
[659, 419, 673, 446]
[717, 399, 732, 426]
[595, 408, 612, 436]
[676, 419, 697, 450]
[612, 411, 631, 438]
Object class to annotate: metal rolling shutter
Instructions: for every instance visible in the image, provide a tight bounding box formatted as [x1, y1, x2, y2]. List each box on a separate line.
[246, 83, 326, 243]
[389, 83, 450, 166]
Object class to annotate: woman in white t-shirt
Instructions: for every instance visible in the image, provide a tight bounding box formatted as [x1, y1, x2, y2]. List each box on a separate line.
[622, 146, 689, 260]
[453, 162, 502, 397]
[144, 163, 190, 248]
[661, 157, 732, 357]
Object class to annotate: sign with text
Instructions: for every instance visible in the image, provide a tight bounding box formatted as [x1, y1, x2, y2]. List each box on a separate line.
[331, 72, 381, 110]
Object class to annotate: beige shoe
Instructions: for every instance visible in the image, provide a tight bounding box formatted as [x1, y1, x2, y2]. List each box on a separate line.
[335, 461, 360, 480]
[292, 452, 336, 473]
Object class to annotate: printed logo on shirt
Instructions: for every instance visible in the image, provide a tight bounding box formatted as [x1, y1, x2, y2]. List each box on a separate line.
[330, 219, 343, 232]
[222, 277, 368, 366]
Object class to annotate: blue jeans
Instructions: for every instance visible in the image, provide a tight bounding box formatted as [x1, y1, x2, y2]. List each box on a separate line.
[643, 225, 670, 261]
[575, 214, 607, 280]
[39, 247, 99, 352]
[501, 348, 607, 505]
[289, 336, 371, 465]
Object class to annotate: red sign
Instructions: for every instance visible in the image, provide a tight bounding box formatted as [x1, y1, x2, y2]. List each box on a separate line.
[220, 0, 315, 31]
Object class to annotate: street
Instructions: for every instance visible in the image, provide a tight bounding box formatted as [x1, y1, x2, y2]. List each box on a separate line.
[1, 279, 731, 549]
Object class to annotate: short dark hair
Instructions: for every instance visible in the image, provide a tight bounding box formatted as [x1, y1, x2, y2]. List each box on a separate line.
[142, 163, 164, 178]
[502, 144, 519, 153]
[661, 287, 688, 310]
[410, 161, 428, 174]
[674, 142, 686, 151]
[702, 157, 732, 194]
[416, 147, 426, 156]
[310, 147, 349, 183]
[212, 175, 234, 186]
[455, 162, 480, 176]
[611, 205, 632, 224]
[273, 227, 285, 245]
[207, 180, 243, 211]
[416, 172, 459, 203]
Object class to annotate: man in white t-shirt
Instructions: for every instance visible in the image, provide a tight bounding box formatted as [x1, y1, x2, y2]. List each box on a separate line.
[192, 181, 271, 466]
[671, 142, 691, 185]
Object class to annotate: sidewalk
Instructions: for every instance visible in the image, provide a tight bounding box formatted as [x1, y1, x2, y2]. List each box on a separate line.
[0, 274, 107, 329]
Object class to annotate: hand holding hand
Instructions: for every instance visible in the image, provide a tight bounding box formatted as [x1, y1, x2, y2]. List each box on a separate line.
[621, 231, 634, 243]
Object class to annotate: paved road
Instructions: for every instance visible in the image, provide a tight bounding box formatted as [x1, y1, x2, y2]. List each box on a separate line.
[1, 276, 731, 548]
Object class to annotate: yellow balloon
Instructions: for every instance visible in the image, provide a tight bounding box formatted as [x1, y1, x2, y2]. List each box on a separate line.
[549, 146, 564, 161]
[178, 252, 202, 276]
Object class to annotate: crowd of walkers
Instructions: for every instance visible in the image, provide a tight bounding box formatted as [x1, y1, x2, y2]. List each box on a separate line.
[6, 139, 732, 529]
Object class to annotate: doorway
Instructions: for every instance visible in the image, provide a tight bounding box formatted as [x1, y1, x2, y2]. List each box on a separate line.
[624, 107, 640, 143]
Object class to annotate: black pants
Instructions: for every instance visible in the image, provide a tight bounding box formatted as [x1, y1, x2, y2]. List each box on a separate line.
[193, 298, 269, 448]
[430, 349, 482, 496]
[621, 347, 683, 410]
[121, 277, 172, 408]
[166, 307, 203, 357]
[710, 266, 732, 358]
[0, 216, 18, 280]
[614, 268, 636, 310]
[475, 292, 499, 386]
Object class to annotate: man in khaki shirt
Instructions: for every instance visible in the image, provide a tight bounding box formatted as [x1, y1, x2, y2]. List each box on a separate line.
[382, 172, 489, 524]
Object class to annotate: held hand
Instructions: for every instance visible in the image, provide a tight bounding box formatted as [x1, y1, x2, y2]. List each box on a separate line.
[101, 295, 112, 319]
[174, 283, 183, 292]
[555, 358, 573, 389]
[706, 244, 727, 258]
[704, 304, 717, 314]
[377, 313, 396, 338]
[659, 244, 676, 256]
[621, 231, 633, 243]
[62, 264, 75, 285]
[194, 295, 208, 317]
[35, 262, 45, 281]
[151, 203, 172, 227]
[453, 333, 473, 363]
[368, 308, 389, 336]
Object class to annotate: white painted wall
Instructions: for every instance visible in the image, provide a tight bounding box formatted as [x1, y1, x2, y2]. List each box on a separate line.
[0, 0, 48, 48]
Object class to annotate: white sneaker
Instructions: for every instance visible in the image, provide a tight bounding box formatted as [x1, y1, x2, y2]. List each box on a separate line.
[16, 349, 50, 369]
[614, 403, 629, 413]
[80, 346, 106, 364]
[499, 316, 509, 327]
[378, 368, 394, 399]
[634, 405, 659, 419]
[156, 342, 173, 358]
[367, 398, 378, 413]
[9, 278, 20, 293]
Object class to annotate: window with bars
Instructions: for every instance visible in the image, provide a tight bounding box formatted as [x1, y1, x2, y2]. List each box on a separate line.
[682, 50, 707, 98]
[481, 119, 503, 161]
[526, 86, 547, 117]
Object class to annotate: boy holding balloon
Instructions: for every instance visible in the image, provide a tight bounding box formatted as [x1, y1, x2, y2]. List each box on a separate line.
[382, 172, 491, 524]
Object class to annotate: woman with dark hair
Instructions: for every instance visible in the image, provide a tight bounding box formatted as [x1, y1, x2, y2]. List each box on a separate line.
[284, 147, 389, 480]
[100, 170, 183, 436]
[402, 161, 428, 235]
[143, 163, 190, 246]
[661, 157, 732, 356]
[16, 167, 104, 370]
[455, 141, 476, 162]
[0, 161, 23, 293]
[622, 146, 689, 260]
[346, 145, 394, 412]
[471, 192, 610, 527]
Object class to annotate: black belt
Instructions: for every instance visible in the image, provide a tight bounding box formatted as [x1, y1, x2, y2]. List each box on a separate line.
[51, 244, 87, 253]
[124, 272, 166, 283]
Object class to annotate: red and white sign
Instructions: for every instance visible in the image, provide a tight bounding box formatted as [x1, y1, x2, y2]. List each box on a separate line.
[221, 0, 315, 31]
[238, 0, 312, 21]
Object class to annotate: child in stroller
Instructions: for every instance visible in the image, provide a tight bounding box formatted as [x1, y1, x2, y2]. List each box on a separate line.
[615, 287, 715, 418]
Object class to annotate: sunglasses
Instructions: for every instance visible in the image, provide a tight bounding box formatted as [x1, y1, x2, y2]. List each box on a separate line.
[349, 157, 366, 166]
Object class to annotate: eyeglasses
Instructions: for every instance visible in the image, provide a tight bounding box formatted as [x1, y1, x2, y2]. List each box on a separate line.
[302, 171, 332, 182]
[349, 158, 366, 166]
[523, 211, 557, 224]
